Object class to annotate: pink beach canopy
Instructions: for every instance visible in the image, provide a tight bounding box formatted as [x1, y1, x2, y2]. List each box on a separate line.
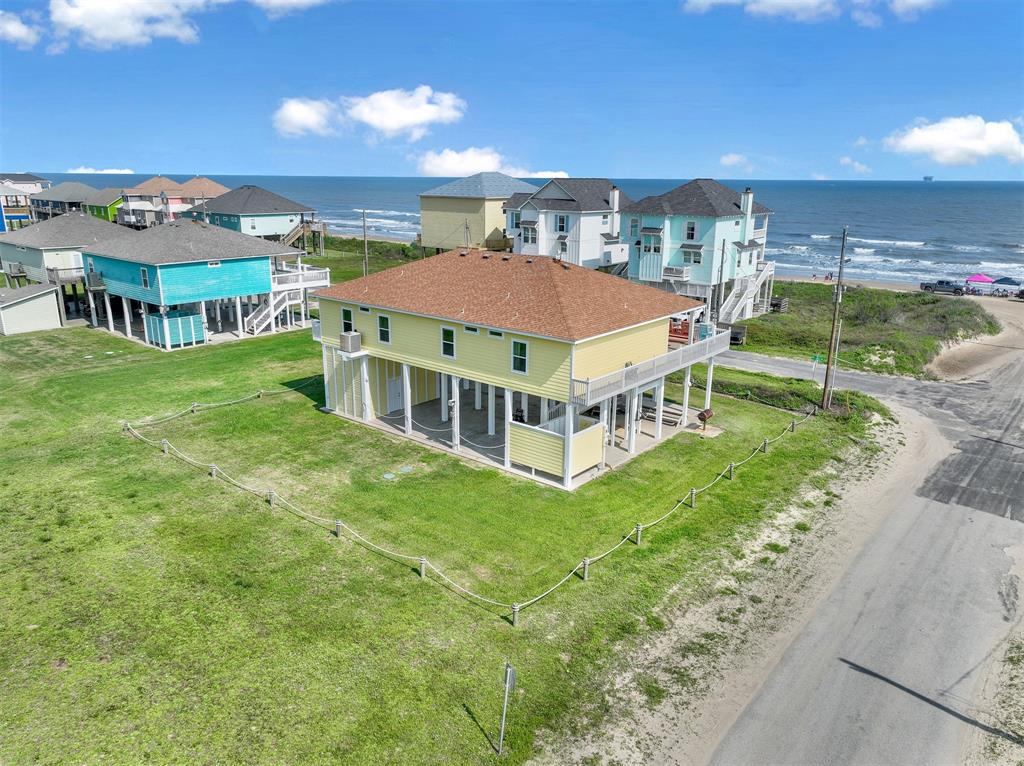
[965, 273, 994, 283]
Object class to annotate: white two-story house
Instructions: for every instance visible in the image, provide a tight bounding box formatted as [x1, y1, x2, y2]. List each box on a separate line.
[622, 179, 774, 324]
[503, 179, 630, 269]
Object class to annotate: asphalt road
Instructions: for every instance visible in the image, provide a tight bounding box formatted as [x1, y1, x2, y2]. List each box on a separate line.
[707, 348, 1024, 765]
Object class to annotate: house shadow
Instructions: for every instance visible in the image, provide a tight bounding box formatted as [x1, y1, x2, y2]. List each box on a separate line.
[838, 658, 1024, 748]
[280, 375, 324, 407]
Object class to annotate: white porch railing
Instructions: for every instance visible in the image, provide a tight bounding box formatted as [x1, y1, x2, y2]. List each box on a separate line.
[662, 265, 691, 281]
[570, 330, 730, 407]
[271, 263, 330, 290]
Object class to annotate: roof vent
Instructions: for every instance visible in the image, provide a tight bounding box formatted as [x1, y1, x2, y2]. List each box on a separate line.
[501, 255, 510, 261]
[525, 258, 533, 263]
[458, 249, 468, 256]
[481, 254, 490, 259]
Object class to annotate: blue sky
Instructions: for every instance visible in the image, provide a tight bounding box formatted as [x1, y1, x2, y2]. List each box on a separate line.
[1, 0, 1022, 180]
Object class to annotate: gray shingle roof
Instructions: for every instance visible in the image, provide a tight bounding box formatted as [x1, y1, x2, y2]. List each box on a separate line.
[83, 187, 124, 206]
[0, 283, 59, 307]
[84, 218, 301, 265]
[420, 172, 539, 199]
[503, 179, 631, 212]
[186, 185, 313, 215]
[622, 179, 772, 218]
[0, 173, 49, 183]
[30, 181, 98, 203]
[0, 213, 132, 249]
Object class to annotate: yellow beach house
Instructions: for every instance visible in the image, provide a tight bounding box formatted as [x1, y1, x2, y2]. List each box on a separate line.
[313, 249, 730, 489]
[419, 173, 538, 253]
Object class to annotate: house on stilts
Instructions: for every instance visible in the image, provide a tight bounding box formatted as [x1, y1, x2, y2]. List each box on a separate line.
[313, 249, 729, 489]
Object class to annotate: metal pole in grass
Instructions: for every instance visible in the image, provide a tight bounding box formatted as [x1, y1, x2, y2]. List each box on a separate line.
[762, 438, 768, 453]
[419, 556, 426, 579]
[161, 439, 169, 454]
[690, 487, 697, 507]
[582, 557, 590, 581]
[497, 661, 516, 756]
[511, 604, 520, 627]
[728, 462, 735, 479]
[635, 523, 643, 545]
[334, 520, 342, 538]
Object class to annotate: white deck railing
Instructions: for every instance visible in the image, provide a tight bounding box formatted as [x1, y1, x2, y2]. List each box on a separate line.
[570, 330, 730, 407]
[271, 263, 330, 289]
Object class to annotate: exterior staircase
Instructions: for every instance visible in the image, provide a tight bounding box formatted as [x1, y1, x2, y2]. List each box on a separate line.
[717, 260, 775, 324]
[244, 289, 302, 335]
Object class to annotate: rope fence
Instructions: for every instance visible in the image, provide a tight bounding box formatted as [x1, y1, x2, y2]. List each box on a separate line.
[121, 383, 816, 627]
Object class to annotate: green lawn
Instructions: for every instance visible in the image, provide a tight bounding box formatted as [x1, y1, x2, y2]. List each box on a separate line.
[1, 327, 880, 764]
[738, 281, 1000, 376]
[303, 236, 425, 284]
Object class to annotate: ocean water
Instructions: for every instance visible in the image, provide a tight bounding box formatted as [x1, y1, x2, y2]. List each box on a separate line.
[46, 174, 1024, 285]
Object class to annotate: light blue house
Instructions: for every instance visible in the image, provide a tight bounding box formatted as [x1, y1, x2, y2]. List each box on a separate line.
[180, 185, 316, 244]
[622, 179, 774, 324]
[82, 218, 329, 350]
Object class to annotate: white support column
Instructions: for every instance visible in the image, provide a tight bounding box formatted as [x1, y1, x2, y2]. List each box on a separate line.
[487, 384, 496, 436]
[199, 300, 208, 338]
[655, 377, 665, 439]
[627, 390, 639, 454]
[214, 299, 222, 332]
[563, 402, 575, 489]
[270, 295, 277, 333]
[161, 311, 171, 351]
[321, 344, 332, 411]
[451, 375, 461, 452]
[608, 394, 617, 445]
[503, 388, 512, 469]
[440, 374, 449, 422]
[474, 381, 482, 410]
[520, 391, 529, 417]
[540, 397, 548, 425]
[705, 359, 714, 411]
[402, 363, 412, 435]
[141, 305, 150, 344]
[462, 377, 470, 391]
[301, 289, 308, 328]
[688, 313, 696, 344]
[682, 366, 692, 426]
[360, 355, 373, 422]
[86, 289, 98, 327]
[121, 296, 132, 338]
[103, 291, 114, 333]
[235, 296, 243, 337]
[598, 398, 609, 444]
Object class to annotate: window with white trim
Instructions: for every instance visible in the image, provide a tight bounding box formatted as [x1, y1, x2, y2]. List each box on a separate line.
[510, 211, 521, 228]
[342, 307, 354, 333]
[359, 306, 371, 313]
[488, 329, 503, 338]
[629, 218, 639, 238]
[207, 261, 221, 268]
[377, 314, 391, 343]
[602, 214, 609, 225]
[642, 234, 662, 254]
[441, 326, 456, 358]
[140, 268, 149, 288]
[523, 227, 537, 245]
[686, 221, 697, 240]
[555, 214, 569, 233]
[558, 240, 567, 255]
[464, 325, 478, 334]
[682, 250, 702, 265]
[511, 340, 528, 374]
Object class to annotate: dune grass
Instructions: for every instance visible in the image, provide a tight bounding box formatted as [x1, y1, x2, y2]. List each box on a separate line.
[0, 327, 879, 764]
[739, 281, 1000, 376]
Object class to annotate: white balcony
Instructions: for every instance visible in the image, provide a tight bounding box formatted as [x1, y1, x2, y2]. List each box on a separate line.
[272, 263, 330, 290]
[662, 265, 691, 281]
[570, 330, 730, 407]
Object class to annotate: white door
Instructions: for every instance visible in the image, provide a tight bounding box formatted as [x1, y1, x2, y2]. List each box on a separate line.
[386, 375, 403, 414]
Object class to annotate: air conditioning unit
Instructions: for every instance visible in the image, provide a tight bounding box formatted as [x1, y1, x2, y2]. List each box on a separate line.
[339, 331, 362, 353]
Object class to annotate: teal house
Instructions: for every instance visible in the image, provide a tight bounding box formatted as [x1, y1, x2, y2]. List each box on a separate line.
[82, 219, 329, 350]
[623, 179, 774, 324]
[180, 185, 316, 243]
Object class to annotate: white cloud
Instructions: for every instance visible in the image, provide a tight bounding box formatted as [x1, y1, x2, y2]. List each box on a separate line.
[684, 0, 839, 21]
[889, 0, 942, 19]
[248, 0, 331, 16]
[852, 135, 870, 147]
[66, 166, 135, 173]
[850, 1, 882, 27]
[417, 147, 567, 178]
[342, 85, 465, 142]
[812, 173, 830, 180]
[884, 115, 1024, 165]
[720, 152, 754, 171]
[273, 97, 340, 137]
[0, 10, 43, 48]
[839, 156, 872, 173]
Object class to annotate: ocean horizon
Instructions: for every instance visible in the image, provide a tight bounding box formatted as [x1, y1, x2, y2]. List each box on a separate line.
[44, 173, 1024, 286]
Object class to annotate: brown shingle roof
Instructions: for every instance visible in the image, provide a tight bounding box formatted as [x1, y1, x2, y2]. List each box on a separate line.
[124, 175, 182, 195]
[178, 176, 230, 198]
[316, 250, 702, 342]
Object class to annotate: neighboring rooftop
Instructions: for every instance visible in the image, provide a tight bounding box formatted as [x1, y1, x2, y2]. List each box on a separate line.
[0, 283, 59, 307]
[30, 181, 97, 202]
[187, 185, 313, 215]
[0, 182, 29, 196]
[85, 218, 301, 265]
[124, 175, 183, 195]
[420, 172, 539, 199]
[0, 173, 49, 184]
[177, 176, 230, 199]
[623, 178, 773, 218]
[316, 249, 700, 342]
[504, 178, 631, 213]
[83, 187, 125, 206]
[0, 212, 132, 249]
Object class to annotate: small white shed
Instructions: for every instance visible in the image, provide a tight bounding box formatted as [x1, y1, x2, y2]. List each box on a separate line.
[0, 284, 63, 335]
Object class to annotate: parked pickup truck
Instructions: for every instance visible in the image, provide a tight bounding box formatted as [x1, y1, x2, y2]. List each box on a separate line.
[920, 279, 965, 295]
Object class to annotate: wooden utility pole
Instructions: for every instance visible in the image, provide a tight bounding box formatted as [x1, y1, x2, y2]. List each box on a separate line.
[821, 226, 849, 411]
[362, 209, 369, 277]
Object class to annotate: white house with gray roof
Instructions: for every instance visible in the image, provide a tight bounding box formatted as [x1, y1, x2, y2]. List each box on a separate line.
[419, 172, 538, 253]
[0, 284, 63, 335]
[0, 173, 51, 196]
[180, 185, 316, 243]
[504, 179, 631, 269]
[622, 178, 774, 323]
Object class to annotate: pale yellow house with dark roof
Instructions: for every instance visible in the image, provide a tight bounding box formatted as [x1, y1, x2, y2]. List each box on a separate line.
[314, 249, 729, 489]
